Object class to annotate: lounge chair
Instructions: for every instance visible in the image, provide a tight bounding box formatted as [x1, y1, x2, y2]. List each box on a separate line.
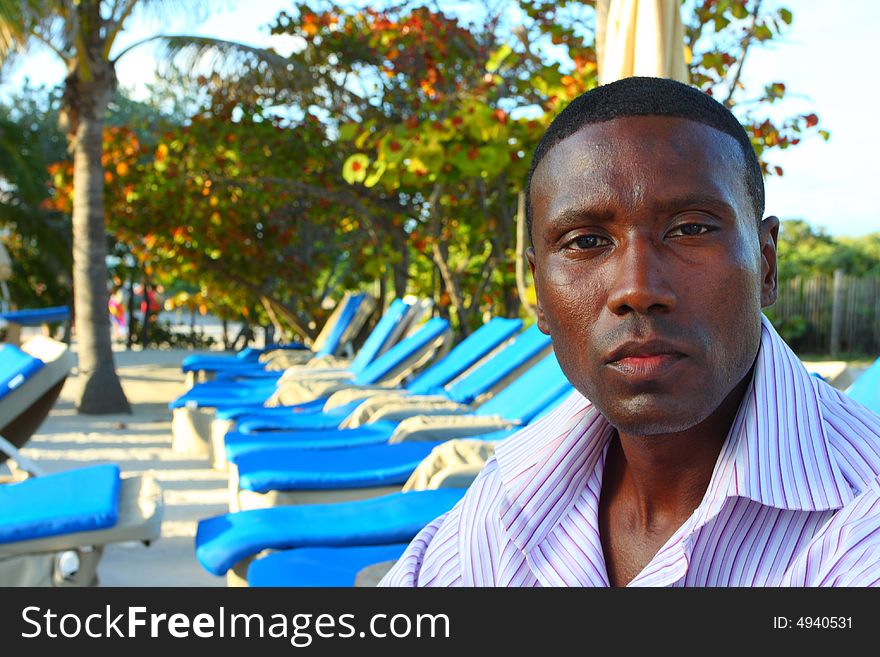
[180, 292, 375, 386]
[217, 323, 551, 462]
[227, 354, 572, 511]
[208, 317, 527, 467]
[196, 487, 467, 585]
[0, 305, 69, 347]
[246, 543, 409, 587]
[0, 437, 163, 586]
[170, 297, 418, 453]
[0, 336, 75, 458]
[211, 387, 571, 586]
[171, 312, 452, 456]
[196, 387, 573, 586]
[224, 348, 564, 456]
[226, 322, 551, 434]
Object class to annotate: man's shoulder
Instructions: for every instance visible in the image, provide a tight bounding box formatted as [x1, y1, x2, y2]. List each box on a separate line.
[492, 389, 595, 471]
[451, 455, 507, 518]
[782, 474, 880, 586]
[425, 456, 511, 550]
[814, 378, 880, 477]
[815, 375, 880, 420]
[380, 458, 509, 587]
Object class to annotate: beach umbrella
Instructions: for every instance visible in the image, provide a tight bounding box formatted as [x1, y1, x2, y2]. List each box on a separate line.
[595, 0, 689, 84]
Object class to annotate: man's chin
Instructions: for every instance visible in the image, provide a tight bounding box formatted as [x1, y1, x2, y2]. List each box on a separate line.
[595, 400, 714, 438]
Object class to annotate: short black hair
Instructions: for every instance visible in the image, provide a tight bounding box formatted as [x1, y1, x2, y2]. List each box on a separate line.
[525, 76, 765, 239]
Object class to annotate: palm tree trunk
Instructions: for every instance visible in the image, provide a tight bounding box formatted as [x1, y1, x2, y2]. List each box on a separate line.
[71, 109, 131, 414]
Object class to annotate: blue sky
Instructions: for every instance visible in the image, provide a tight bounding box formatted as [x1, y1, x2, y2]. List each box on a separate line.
[3, 0, 878, 237]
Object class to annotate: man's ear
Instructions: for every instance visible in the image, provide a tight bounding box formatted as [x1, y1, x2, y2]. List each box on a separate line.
[526, 246, 550, 334]
[759, 216, 780, 308]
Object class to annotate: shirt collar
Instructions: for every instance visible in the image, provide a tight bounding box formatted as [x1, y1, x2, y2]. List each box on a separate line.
[494, 315, 855, 556]
[707, 315, 855, 512]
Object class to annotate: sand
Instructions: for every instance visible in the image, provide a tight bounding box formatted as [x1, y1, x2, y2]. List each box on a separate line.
[19, 347, 228, 587]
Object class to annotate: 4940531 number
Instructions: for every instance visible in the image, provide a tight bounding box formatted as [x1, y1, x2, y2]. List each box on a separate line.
[796, 617, 851, 629]
[774, 617, 852, 629]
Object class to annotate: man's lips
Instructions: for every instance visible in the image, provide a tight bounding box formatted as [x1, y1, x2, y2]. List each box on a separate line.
[605, 340, 688, 378]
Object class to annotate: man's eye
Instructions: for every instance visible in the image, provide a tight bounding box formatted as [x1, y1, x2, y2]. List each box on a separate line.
[568, 235, 611, 249]
[668, 223, 710, 237]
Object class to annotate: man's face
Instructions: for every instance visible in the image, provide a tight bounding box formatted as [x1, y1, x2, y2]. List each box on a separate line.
[528, 116, 778, 436]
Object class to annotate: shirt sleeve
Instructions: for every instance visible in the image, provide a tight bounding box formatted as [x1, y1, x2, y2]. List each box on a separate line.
[378, 511, 452, 587]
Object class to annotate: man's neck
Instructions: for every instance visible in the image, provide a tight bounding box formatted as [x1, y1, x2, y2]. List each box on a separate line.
[598, 372, 753, 586]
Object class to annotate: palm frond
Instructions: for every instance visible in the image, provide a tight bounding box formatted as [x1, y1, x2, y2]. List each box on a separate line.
[103, 0, 213, 55]
[0, 0, 32, 58]
[0, 0, 69, 64]
[115, 34, 316, 94]
[123, 0, 208, 24]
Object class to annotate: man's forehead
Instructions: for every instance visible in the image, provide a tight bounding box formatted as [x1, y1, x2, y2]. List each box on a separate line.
[535, 115, 740, 176]
[529, 114, 751, 231]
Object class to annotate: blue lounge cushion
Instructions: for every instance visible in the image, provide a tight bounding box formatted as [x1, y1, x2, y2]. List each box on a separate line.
[403, 317, 522, 395]
[350, 317, 449, 386]
[248, 543, 409, 587]
[234, 401, 361, 432]
[195, 488, 466, 576]
[224, 422, 400, 460]
[0, 464, 121, 544]
[346, 298, 412, 377]
[216, 403, 329, 422]
[181, 344, 306, 374]
[0, 306, 69, 325]
[312, 293, 366, 358]
[443, 324, 551, 404]
[233, 441, 444, 493]
[226, 318, 521, 432]
[213, 368, 285, 381]
[0, 344, 45, 402]
[169, 380, 280, 410]
[181, 355, 260, 373]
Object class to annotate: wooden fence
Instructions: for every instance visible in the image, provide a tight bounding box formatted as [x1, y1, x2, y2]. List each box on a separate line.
[767, 272, 880, 356]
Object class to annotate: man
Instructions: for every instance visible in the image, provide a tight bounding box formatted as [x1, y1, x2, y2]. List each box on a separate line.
[380, 77, 880, 587]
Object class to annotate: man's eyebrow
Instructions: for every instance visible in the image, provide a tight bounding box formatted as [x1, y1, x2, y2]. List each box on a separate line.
[654, 194, 738, 217]
[544, 206, 614, 230]
[546, 195, 738, 229]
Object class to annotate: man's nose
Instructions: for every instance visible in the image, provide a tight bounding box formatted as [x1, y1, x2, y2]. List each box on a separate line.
[605, 235, 676, 316]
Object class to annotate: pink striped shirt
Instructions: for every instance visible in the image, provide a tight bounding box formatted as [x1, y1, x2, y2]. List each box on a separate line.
[381, 317, 880, 586]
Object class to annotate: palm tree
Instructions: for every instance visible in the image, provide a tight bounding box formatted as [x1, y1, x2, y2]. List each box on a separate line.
[0, 1, 301, 413]
[0, 0, 161, 413]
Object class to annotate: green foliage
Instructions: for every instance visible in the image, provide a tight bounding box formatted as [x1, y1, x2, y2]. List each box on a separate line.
[682, 0, 829, 177]
[0, 82, 182, 312]
[762, 309, 808, 347]
[777, 220, 880, 280]
[0, 104, 70, 309]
